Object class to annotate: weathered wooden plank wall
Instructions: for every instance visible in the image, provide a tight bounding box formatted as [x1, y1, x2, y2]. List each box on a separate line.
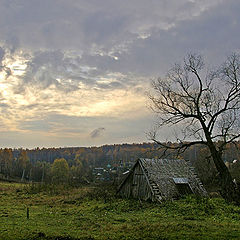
[119, 162, 152, 200]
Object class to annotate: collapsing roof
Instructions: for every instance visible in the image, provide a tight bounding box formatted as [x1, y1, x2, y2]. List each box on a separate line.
[118, 158, 207, 202]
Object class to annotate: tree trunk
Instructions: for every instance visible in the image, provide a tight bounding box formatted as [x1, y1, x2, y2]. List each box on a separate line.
[21, 169, 25, 182]
[41, 166, 45, 184]
[208, 143, 239, 203]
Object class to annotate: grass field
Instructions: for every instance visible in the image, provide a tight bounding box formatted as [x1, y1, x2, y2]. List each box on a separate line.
[1, 182, 240, 240]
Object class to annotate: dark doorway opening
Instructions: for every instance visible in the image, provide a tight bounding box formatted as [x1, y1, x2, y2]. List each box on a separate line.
[175, 183, 193, 196]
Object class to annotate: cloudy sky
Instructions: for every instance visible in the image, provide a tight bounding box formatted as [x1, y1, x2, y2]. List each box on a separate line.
[0, 0, 239, 148]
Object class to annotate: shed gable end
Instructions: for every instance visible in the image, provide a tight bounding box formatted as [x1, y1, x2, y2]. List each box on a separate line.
[118, 162, 153, 201]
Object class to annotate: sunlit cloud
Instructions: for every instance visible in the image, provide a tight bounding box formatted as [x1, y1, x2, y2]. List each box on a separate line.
[0, 47, 149, 140]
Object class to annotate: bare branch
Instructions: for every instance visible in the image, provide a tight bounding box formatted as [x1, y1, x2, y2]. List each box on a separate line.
[148, 53, 240, 202]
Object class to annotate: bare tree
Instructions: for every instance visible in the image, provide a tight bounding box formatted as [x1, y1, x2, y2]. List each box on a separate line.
[148, 53, 240, 202]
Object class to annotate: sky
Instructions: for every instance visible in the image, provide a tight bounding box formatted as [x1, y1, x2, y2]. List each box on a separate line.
[0, 0, 239, 148]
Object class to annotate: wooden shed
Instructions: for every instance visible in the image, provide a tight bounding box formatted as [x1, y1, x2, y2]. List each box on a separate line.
[117, 158, 207, 202]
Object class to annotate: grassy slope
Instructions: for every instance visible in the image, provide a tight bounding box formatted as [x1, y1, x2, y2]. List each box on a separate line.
[1, 182, 240, 240]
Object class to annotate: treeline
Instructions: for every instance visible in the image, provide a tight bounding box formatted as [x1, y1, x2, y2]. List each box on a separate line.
[0, 149, 90, 184]
[0, 142, 240, 187]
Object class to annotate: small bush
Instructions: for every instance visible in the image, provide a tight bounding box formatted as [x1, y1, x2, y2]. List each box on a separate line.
[85, 183, 116, 202]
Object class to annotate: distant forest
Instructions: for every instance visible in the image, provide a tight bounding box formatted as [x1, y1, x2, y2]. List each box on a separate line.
[0, 142, 240, 189]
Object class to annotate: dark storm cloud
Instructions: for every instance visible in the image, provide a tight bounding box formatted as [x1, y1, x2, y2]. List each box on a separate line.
[0, 0, 223, 52]
[82, 11, 130, 44]
[90, 127, 105, 138]
[0, 0, 86, 50]
[0, 47, 5, 64]
[1, 0, 240, 148]
[13, 48, 140, 94]
[0, 47, 16, 81]
[0, 0, 235, 79]
[92, 0, 240, 75]
[96, 81, 124, 90]
[0, 0, 131, 51]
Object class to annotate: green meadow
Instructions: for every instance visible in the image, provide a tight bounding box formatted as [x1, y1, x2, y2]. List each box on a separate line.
[1, 181, 240, 240]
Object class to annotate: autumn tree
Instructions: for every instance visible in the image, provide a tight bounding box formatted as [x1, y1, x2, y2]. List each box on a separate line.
[148, 53, 240, 202]
[30, 161, 51, 183]
[0, 148, 13, 178]
[70, 158, 83, 182]
[15, 150, 30, 181]
[51, 158, 69, 184]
